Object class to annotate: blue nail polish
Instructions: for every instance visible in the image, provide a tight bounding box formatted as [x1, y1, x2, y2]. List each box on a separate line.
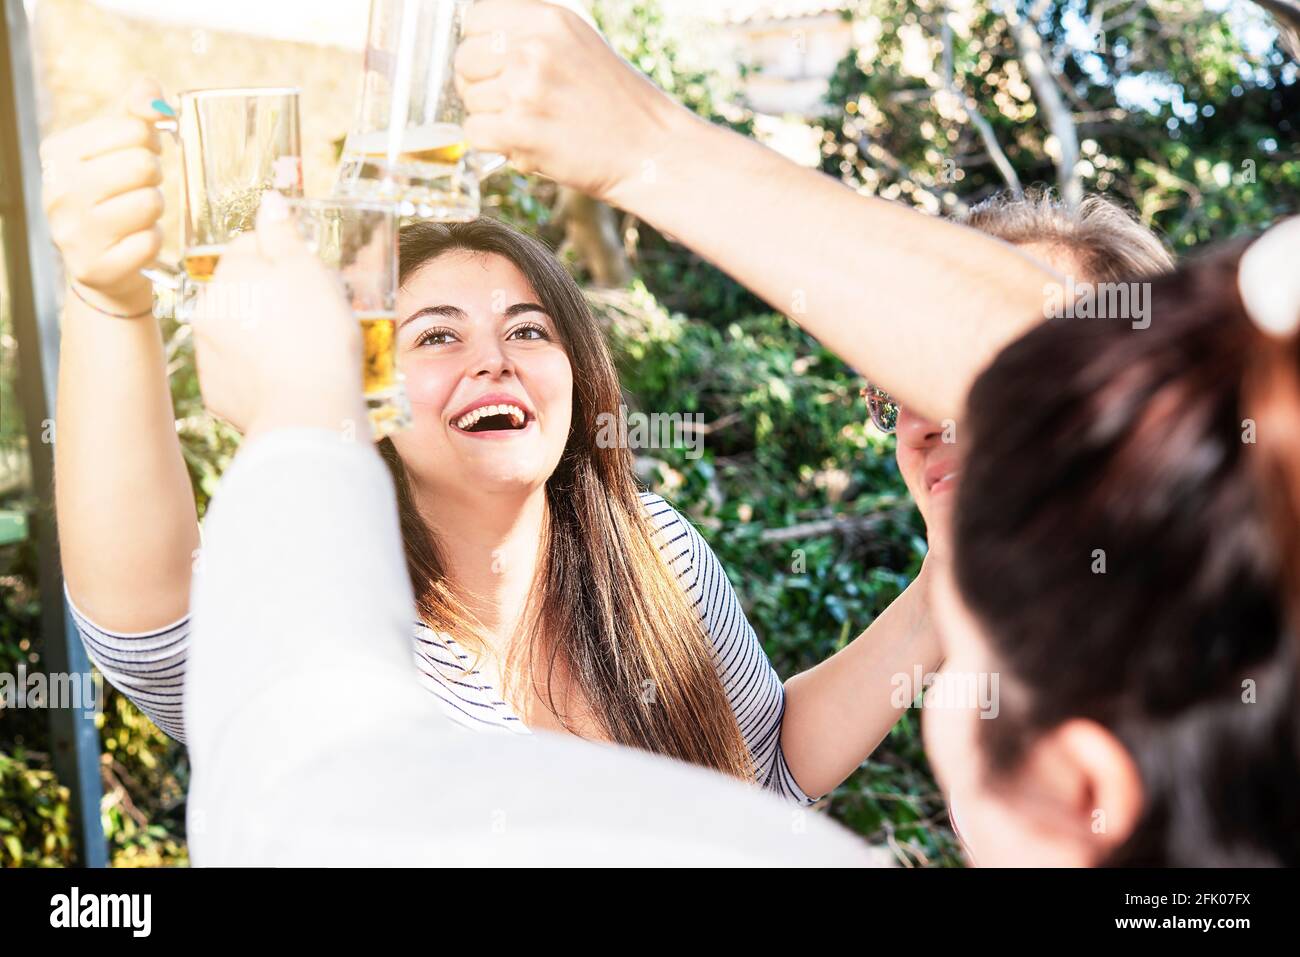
[151, 98, 176, 117]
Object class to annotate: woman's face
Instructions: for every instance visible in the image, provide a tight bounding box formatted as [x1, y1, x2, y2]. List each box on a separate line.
[923, 487, 1148, 868]
[921, 564, 1065, 865]
[389, 250, 574, 498]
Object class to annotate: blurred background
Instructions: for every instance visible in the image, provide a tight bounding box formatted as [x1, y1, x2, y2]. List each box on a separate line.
[1, 0, 1296, 866]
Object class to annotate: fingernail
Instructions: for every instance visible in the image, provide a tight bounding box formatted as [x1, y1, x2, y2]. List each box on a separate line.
[259, 190, 289, 223]
[151, 98, 176, 118]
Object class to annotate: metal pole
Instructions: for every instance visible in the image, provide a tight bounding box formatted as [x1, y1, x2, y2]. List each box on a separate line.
[1, 0, 107, 868]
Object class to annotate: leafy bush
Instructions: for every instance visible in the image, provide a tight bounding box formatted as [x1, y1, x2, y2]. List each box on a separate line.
[0, 751, 72, 867]
[593, 280, 958, 863]
[0, 568, 72, 866]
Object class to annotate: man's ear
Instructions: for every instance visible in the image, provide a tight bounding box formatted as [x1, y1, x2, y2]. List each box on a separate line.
[1015, 718, 1145, 866]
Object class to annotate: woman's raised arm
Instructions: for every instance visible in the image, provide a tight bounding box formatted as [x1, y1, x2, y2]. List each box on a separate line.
[455, 0, 1059, 423]
[44, 78, 199, 633]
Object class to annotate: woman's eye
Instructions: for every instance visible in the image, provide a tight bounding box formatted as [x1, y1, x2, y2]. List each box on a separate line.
[508, 323, 549, 341]
[415, 328, 456, 347]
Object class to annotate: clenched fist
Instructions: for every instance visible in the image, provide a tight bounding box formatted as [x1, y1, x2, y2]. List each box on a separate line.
[40, 77, 168, 317]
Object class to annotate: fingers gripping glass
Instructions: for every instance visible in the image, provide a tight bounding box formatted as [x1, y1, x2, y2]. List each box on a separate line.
[141, 88, 303, 321]
[334, 0, 507, 221]
[862, 384, 900, 434]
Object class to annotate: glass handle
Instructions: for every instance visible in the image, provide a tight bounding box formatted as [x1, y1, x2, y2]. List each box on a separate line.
[143, 122, 180, 317]
[141, 261, 182, 291]
[474, 151, 508, 178]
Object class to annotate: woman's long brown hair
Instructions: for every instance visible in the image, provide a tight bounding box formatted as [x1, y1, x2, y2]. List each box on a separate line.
[378, 218, 755, 782]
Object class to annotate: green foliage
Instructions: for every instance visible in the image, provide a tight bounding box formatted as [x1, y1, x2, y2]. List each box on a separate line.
[0, 559, 190, 866]
[0, 568, 60, 864]
[165, 321, 241, 515]
[97, 689, 189, 867]
[1, 313, 201, 868]
[828, 714, 961, 867]
[821, 0, 1298, 244]
[0, 574, 74, 867]
[0, 751, 72, 867]
[595, 278, 946, 860]
[594, 0, 755, 132]
[592, 0, 769, 322]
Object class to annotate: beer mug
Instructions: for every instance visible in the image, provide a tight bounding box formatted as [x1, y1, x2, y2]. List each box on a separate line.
[335, 0, 506, 221]
[284, 197, 412, 439]
[144, 88, 303, 319]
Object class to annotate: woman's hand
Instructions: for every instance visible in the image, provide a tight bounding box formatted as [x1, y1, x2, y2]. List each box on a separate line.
[455, 0, 687, 206]
[190, 192, 367, 440]
[40, 77, 167, 317]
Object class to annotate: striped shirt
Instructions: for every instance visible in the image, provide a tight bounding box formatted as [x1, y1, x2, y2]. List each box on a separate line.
[67, 491, 816, 805]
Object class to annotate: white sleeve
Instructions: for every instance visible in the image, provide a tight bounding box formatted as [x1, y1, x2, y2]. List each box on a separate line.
[184, 429, 877, 866]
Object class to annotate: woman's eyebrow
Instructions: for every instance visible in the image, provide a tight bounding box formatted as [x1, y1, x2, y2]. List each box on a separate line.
[399, 304, 466, 331]
[399, 302, 547, 330]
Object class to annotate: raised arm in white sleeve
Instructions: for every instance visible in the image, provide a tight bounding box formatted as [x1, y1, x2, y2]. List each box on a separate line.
[184, 428, 877, 866]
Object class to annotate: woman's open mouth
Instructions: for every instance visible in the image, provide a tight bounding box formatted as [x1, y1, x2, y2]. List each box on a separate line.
[450, 397, 534, 437]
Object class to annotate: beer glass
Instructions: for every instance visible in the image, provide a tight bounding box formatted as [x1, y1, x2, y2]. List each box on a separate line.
[285, 197, 412, 439]
[144, 88, 302, 318]
[335, 0, 506, 221]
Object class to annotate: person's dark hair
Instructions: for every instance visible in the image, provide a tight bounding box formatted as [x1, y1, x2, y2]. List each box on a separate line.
[953, 239, 1300, 865]
[377, 217, 755, 781]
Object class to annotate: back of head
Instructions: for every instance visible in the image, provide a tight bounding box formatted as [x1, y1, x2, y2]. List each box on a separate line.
[960, 188, 1175, 281]
[953, 239, 1300, 865]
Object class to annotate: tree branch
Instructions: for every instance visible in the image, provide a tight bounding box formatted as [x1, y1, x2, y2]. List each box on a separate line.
[999, 0, 1082, 209]
[940, 14, 1023, 195]
[857, 136, 969, 215]
[758, 506, 909, 544]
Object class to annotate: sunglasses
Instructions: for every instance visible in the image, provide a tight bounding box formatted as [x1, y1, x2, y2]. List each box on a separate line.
[861, 384, 900, 434]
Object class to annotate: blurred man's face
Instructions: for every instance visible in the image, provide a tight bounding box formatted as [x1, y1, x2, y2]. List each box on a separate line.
[892, 243, 1085, 558]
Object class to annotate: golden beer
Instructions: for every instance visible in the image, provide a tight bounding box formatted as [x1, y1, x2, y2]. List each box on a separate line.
[357, 123, 467, 165]
[182, 245, 224, 282]
[359, 311, 398, 395]
[335, 124, 479, 221]
[284, 195, 410, 439]
[357, 310, 408, 437]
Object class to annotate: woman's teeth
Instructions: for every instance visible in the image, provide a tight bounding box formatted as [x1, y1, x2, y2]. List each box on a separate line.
[455, 404, 527, 431]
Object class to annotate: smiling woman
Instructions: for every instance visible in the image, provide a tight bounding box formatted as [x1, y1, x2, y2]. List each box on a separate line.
[62, 215, 817, 806]
[375, 218, 776, 778]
